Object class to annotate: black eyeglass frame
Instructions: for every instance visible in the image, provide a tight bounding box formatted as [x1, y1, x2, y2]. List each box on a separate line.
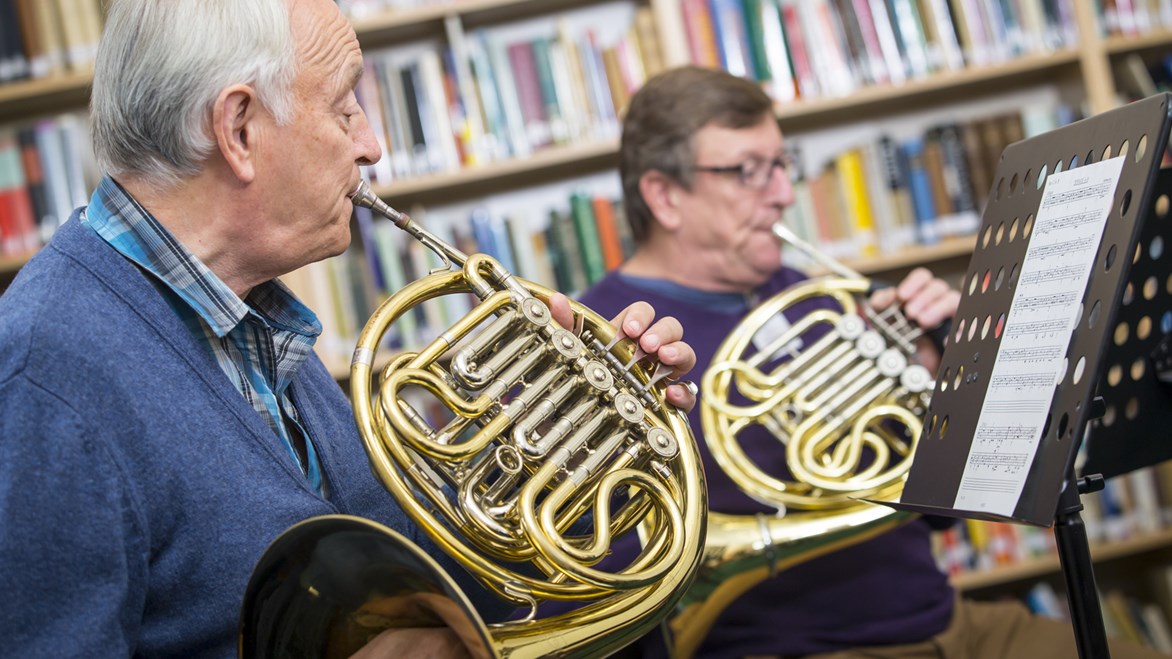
[691, 149, 798, 189]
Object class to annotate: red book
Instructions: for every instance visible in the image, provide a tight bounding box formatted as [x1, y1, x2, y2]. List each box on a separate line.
[778, 0, 818, 98]
[0, 132, 38, 256]
[506, 41, 550, 148]
[680, 0, 720, 67]
[591, 196, 624, 271]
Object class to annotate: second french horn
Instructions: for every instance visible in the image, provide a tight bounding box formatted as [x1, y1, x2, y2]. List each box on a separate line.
[668, 223, 935, 658]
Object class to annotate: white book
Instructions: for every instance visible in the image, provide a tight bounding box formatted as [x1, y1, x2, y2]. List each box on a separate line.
[867, 0, 907, 84]
[418, 50, 462, 174]
[924, 0, 965, 71]
[760, 0, 797, 102]
[443, 14, 488, 166]
[483, 31, 532, 159]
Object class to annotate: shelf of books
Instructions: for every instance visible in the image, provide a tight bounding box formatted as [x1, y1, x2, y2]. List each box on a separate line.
[936, 463, 1172, 652]
[4, 1, 1172, 360]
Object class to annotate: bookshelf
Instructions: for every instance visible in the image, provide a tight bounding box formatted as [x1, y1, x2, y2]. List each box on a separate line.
[5, 1, 1172, 626]
[952, 527, 1172, 594]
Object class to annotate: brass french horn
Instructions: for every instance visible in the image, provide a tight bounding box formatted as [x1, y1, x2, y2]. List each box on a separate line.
[239, 182, 706, 659]
[666, 224, 934, 658]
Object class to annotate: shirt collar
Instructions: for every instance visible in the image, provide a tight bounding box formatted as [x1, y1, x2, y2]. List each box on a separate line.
[83, 176, 321, 339]
[616, 272, 754, 315]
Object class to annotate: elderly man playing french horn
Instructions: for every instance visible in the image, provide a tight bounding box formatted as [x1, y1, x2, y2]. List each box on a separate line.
[0, 1, 698, 657]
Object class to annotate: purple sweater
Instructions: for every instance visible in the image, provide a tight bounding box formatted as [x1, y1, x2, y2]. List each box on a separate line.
[579, 268, 954, 658]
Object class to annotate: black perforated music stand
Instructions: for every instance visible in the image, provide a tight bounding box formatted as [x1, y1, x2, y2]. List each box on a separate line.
[1082, 165, 1172, 480]
[884, 93, 1172, 659]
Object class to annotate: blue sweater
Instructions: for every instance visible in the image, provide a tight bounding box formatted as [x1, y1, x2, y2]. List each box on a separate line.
[0, 215, 501, 657]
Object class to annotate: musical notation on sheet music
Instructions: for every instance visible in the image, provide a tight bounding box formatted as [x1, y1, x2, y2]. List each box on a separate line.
[953, 156, 1125, 516]
[1020, 264, 1085, 287]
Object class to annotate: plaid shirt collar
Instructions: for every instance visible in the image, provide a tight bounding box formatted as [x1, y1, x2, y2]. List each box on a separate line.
[81, 177, 322, 341]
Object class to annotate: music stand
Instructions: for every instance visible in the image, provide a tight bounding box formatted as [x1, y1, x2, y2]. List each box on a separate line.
[1082, 164, 1172, 480]
[884, 93, 1172, 659]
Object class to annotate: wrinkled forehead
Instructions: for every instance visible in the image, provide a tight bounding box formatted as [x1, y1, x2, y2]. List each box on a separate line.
[287, 0, 361, 75]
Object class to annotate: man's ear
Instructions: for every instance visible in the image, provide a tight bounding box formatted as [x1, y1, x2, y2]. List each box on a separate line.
[638, 170, 684, 232]
[212, 84, 262, 183]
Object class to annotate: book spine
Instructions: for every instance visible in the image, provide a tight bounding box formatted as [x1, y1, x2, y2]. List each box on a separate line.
[708, 0, 756, 78]
[418, 50, 462, 173]
[758, 0, 797, 101]
[508, 40, 551, 150]
[467, 31, 510, 161]
[568, 191, 605, 285]
[531, 37, 568, 145]
[836, 149, 878, 256]
[890, 0, 930, 77]
[778, 0, 820, 97]
[485, 31, 532, 158]
[16, 126, 48, 246]
[356, 60, 395, 183]
[591, 195, 624, 271]
[900, 137, 940, 244]
[443, 14, 487, 166]
[680, 0, 721, 67]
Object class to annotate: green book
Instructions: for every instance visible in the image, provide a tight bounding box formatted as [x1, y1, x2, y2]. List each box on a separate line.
[530, 37, 567, 144]
[741, 0, 771, 82]
[545, 209, 587, 294]
[569, 191, 605, 285]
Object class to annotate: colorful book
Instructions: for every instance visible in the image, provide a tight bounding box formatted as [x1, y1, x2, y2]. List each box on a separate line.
[899, 136, 940, 245]
[835, 149, 878, 256]
[545, 208, 587, 294]
[680, 0, 721, 67]
[755, 0, 797, 101]
[466, 30, 511, 161]
[483, 30, 531, 159]
[708, 0, 756, 79]
[507, 40, 551, 149]
[591, 195, 625, 271]
[868, 0, 907, 84]
[443, 14, 488, 166]
[778, 0, 819, 98]
[530, 37, 567, 145]
[569, 191, 605, 285]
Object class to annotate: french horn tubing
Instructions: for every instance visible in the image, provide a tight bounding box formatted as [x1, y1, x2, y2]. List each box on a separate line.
[239, 181, 706, 659]
[667, 224, 933, 658]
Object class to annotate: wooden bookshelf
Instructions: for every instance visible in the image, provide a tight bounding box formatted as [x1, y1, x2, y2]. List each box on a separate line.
[953, 527, 1172, 592]
[1104, 28, 1172, 55]
[774, 51, 1083, 132]
[378, 138, 619, 207]
[836, 235, 977, 278]
[0, 253, 34, 277]
[0, 72, 91, 124]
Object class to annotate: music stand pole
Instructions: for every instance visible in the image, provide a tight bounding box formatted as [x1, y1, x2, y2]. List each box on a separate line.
[1054, 465, 1109, 659]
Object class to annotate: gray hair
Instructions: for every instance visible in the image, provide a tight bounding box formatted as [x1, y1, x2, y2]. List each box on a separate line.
[91, 0, 298, 190]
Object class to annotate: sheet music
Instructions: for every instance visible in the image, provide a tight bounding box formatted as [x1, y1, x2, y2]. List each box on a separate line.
[953, 156, 1125, 516]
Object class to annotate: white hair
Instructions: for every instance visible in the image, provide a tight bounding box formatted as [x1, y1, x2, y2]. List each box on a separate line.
[91, 0, 298, 190]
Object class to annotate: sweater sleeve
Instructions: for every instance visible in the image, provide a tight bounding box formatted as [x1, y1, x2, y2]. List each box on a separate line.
[0, 374, 147, 656]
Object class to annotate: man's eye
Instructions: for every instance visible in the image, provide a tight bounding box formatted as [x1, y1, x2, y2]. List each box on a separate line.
[740, 160, 764, 176]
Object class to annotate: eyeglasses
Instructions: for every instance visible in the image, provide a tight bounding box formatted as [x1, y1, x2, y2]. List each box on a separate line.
[692, 150, 798, 190]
